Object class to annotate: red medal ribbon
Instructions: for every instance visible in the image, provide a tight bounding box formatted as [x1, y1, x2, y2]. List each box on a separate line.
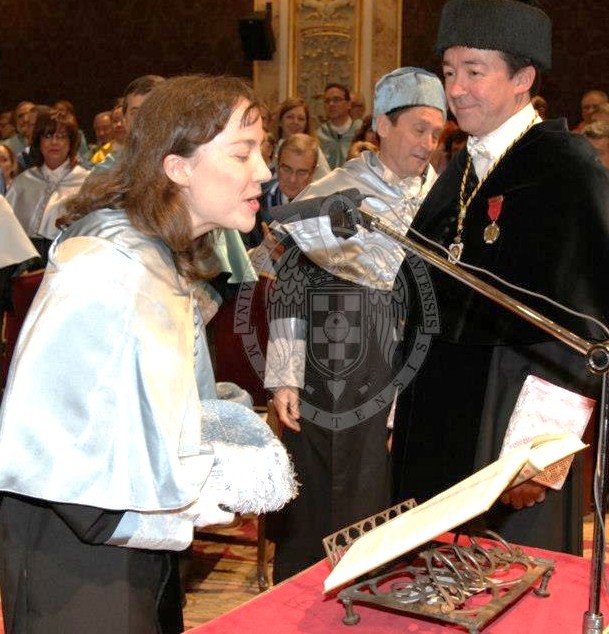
[487, 195, 504, 222]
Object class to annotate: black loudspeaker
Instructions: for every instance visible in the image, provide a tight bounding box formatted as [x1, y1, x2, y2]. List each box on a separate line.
[238, 3, 276, 61]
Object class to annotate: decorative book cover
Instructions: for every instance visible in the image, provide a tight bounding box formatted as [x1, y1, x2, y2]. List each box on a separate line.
[500, 375, 595, 490]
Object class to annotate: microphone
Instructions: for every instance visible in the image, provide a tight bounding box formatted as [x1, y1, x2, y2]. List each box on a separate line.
[268, 188, 368, 225]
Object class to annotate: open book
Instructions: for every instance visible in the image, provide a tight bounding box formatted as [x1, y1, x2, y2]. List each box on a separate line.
[324, 432, 586, 593]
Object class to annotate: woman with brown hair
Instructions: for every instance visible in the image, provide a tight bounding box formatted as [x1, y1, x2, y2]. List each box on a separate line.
[0, 143, 18, 192]
[6, 108, 89, 262]
[0, 75, 296, 633]
[275, 96, 330, 179]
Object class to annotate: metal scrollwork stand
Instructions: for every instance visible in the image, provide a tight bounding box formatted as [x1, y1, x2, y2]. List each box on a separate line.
[323, 503, 555, 633]
[323, 196, 609, 634]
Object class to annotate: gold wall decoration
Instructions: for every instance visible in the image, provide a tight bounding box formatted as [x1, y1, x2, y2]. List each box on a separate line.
[253, 0, 403, 128]
[294, 0, 361, 125]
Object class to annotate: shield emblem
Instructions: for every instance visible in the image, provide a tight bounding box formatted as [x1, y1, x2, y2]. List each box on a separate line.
[306, 286, 367, 379]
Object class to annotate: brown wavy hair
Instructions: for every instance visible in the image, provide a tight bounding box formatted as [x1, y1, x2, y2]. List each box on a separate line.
[30, 109, 80, 168]
[62, 74, 262, 282]
[277, 97, 311, 139]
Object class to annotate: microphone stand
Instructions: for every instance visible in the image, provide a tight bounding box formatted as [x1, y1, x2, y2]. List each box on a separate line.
[336, 204, 609, 634]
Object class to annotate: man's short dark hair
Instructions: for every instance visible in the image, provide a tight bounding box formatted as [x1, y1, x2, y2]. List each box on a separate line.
[324, 83, 351, 102]
[500, 52, 541, 96]
[122, 75, 165, 113]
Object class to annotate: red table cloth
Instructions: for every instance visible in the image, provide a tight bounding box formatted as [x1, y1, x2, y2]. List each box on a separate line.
[189, 544, 608, 633]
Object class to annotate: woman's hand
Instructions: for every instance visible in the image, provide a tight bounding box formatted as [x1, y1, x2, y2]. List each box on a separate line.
[273, 386, 301, 432]
[500, 482, 546, 510]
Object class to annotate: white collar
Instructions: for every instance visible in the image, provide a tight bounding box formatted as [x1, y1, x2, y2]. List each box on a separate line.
[41, 160, 71, 183]
[329, 117, 354, 136]
[376, 153, 427, 198]
[467, 103, 540, 170]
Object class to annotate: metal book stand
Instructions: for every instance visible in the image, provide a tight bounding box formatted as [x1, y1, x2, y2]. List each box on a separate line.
[316, 191, 609, 634]
[323, 501, 555, 634]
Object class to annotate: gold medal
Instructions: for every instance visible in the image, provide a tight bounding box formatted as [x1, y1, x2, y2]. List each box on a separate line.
[483, 221, 500, 244]
[448, 241, 463, 263]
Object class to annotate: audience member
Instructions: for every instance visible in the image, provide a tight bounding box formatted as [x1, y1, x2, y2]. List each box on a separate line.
[349, 91, 367, 121]
[346, 139, 378, 160]
[260, 101, 274, 132]
[261, 130, 276, 167]
[591, 103, 609, 124]
[3, 102, 34, 155]
[573, 89, 608, 133]
[111, 100, 127, 143]
[276, 97, 330, 180]
[315, 83, 361, 169]
[0, 144, 18, 191]
[0, 195, 39, 334]
[89, 111, 113, 163]
[0, 112, 16, 141]
[16, 104, 51, 172]
[93, 76, 165, 173]
[6, 109, 90, 262]
[531, 95, 548, 119]
[243, 133, 318, 249]
[583, 121, 609, 169]
[445, 126, 468, 157]
[350, 114, 379, 147]
[53, 99, 90, 162]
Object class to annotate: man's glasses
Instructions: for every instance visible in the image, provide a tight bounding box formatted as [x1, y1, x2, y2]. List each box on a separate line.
[278, 163, 313, 179]
[323, 97, 346, 105]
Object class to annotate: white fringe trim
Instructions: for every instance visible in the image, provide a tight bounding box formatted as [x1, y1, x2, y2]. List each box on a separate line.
[210, 436, 299, 515]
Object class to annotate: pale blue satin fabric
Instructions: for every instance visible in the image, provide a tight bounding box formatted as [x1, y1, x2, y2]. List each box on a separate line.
[0, 209, 215, 512]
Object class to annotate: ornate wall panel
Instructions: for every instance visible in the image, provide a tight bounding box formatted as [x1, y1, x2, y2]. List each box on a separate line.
[370, 0, 402, 91]
[253, 0, 403, 127]
[293, 0, 361, 126]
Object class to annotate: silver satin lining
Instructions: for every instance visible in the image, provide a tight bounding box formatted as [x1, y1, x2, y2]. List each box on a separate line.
[0, 209, 214, 512]
[280, 151, 436, 291]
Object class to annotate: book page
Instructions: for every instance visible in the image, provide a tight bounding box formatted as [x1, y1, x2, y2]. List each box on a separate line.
[324, 447, 529, 593]
[324, 434, 586, 593]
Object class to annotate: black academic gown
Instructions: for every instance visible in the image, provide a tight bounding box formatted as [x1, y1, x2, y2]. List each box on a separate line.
[269, 247, 413, 582]
[392, 118, 609, 555]
[0, 494, 183, 634]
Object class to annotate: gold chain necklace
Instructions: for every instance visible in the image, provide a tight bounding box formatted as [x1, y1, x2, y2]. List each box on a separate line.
[448, 119, 537, 263]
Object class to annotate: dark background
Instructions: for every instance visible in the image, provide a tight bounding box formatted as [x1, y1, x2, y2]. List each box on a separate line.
[1, 1, 607, 139]
[0, 0, 253, 139]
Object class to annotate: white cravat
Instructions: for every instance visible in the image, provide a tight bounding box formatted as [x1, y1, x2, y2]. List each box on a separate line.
[41, 160, 70, 184]
[378, 158, 425, 200]
[466, 104, 541, 180]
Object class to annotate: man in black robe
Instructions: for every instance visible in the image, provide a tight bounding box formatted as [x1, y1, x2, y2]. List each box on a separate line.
[392, 0, 609, 555]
